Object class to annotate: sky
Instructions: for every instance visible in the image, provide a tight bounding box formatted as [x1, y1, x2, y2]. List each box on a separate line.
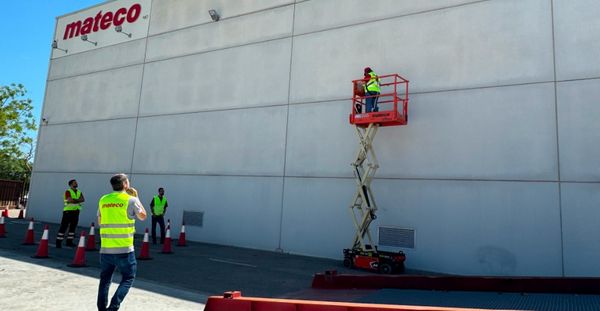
[1, 1, 104, 139]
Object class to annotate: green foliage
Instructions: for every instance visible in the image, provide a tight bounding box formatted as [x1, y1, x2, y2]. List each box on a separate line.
[0, 83, 36, 181]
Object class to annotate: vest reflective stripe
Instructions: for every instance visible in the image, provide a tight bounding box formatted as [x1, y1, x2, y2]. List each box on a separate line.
[63, 189, 82, 211]
[99, 192, 135, 253]
[100, 246, 133, 254]
[153, 195, 167, 215]
[100, 233, 135, 239]
[100, 223, 135, 229]
[365, 72, 380, 93]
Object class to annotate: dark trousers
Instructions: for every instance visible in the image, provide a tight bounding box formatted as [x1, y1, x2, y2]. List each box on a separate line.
[151, 215, 165, 244]
[97, 252, 137, 311]
[57, 210, 80, 246]
[366, 91, 380, 113]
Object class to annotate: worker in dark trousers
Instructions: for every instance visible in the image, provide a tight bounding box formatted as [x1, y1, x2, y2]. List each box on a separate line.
[363, 67, 381, 113]
[56, 179, 85, 248]
[150, 187, 168, 244]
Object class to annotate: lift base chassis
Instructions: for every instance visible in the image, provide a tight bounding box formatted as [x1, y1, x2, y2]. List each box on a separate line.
[343, 248, 406, 274]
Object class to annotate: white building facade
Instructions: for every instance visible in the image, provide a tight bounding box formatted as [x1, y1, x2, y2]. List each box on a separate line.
[30, 0, 600, 277]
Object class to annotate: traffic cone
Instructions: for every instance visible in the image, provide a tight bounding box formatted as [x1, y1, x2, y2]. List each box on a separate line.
[1, 208, 7, 218]
[17, 209, 24, 219]
[161, 225, 173, 254]
[0, 216, 6, 238]
[22, 218, 35, 245]
[68, 231, 87, 268]
[137, 228, 152, 260]
[86, 223, 97, 251]
[32, 225, 50, 259]
[177, 221, 187, 247]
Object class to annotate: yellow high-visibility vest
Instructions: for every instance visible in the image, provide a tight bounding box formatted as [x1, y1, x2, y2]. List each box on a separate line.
[63, 189, 82, 211]
[365, 72, 380, 93]
[99, 192, 135, 254]
[153, 195, 167, 216]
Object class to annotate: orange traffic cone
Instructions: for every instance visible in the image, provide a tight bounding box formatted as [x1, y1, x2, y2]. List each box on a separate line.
[0, 216, 6, 238]
[161, 225, 173, 254]
[68, 231, 87, 267]
[86, 223, 97, 251]
[17, 209, 24, 219]
[137, 228, 152, 260]
[1, 208, 8, 218]
[33, 225, 50, 259]
[23, 218, 35, 245]
[177, 221, 187, 247]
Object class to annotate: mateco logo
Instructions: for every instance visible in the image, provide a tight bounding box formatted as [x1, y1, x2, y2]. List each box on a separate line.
[102, 203, 125, 208]
[62, 3, 142, 40]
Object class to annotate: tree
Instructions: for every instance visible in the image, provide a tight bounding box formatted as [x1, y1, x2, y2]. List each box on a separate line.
[0, 83, 37, 182]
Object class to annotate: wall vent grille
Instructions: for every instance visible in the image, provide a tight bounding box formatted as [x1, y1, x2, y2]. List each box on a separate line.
[378, 226, 415, 249]
[183, 211, 204, 227]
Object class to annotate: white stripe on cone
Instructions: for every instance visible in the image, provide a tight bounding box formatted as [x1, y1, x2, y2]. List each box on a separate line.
[166, 227, 171, 239]
[78, 234, 86, 247]
[89, 224, 95, 235]
[181, 225, 185, 233]
[28, 220, 34, 230]
[41, 228, 49, 240]
[0, 216, 4, 224]
[143, 231, 149, 242]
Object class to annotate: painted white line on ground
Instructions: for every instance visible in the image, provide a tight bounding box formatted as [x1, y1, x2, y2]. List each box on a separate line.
[208, 258, 257, 268]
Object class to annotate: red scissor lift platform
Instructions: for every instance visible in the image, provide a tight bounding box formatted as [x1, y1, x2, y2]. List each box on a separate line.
[345, 73, 409, 274]
[350, 74, 409, 127]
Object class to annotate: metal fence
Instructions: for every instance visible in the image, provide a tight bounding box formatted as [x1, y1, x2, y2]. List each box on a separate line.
[0, 179, 28, 209]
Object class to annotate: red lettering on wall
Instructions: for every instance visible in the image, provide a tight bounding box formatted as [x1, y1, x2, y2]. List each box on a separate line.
[126, 4, 141, 23]
[113, 8, 127, 26]
[62, 3, 142, 40]
[100, 12, 113, 30]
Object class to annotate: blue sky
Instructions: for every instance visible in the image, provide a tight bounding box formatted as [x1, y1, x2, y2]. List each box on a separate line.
[1, 1, 103, 138]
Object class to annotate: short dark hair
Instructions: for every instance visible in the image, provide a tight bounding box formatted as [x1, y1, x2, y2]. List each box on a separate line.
[68, 179, 76, 186]
[110, 174, 128, 191]
[158, 187, 164, 191]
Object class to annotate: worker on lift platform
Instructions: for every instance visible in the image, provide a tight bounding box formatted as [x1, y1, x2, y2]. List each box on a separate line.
[363, 67, 380, 113]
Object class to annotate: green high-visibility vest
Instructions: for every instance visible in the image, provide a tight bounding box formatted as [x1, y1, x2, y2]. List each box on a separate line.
[99, 192, 135, 254]
[365, 72, 380, 93]
[153, 195, 167, 216]
[63, 189, 82, 211]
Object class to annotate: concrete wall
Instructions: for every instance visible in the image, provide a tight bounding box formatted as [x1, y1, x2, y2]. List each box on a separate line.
[29, 0, 600, 276]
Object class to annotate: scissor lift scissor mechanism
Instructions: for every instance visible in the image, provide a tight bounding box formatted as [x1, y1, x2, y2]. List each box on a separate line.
[343, 74, 409, 274]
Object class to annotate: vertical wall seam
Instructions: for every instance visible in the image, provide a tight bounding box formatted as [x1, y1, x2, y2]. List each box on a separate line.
[277, 2, 297, 251]
[550, 0, 565, 277]
[128, 1, 154, 182]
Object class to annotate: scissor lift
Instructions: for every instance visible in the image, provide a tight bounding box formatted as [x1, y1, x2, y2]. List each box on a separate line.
[343, 74, 409, 274]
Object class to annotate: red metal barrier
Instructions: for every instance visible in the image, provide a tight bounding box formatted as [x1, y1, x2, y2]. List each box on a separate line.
[204, 291, 503, 311]
[312, 272, 600, 294]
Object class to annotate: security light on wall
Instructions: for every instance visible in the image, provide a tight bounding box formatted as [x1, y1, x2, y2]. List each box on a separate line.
[80, 35, 97, 46]
[115, 25, 132, 38]
[51, 40, 68, 53]
[208, 9, 220, 22]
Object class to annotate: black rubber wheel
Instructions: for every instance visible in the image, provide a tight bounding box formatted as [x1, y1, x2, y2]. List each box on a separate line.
[379, 263, 392, 274]
[343, 258, 353, 268]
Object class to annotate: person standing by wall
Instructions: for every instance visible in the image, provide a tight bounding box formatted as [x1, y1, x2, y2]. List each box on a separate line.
[150, 187, 168, 244]
[363, 67, 381, 113]
[56, 179, 85, 248]
[97, 173, 147, 311]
